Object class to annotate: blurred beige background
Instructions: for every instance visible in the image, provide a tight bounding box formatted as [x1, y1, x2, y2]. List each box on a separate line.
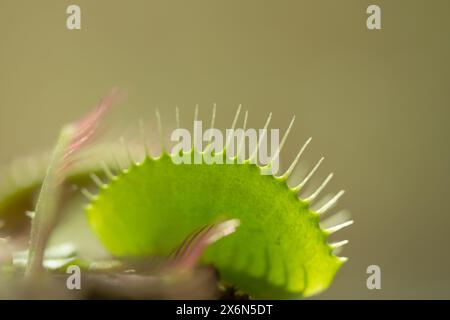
[1, 0, 449, 298]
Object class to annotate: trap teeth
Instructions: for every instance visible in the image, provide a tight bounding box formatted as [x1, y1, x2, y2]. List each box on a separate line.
[209, 103, 216, 130]
[225, 104, 242, 150]
[90, 173, 105, 188]
[249, 112, 272, 163]
[175, 106, 180, 129]
[330, 240, 349, 249]
[81, 188, 95, 201]
[303, 173, 334, 202]
[155, 109, 164, 152]
[317, 190, 345, 214]
[101, 162, 116, 180]
[282, 137, 312, 179]
[325, 220, 354, 234]
[293, 157, 325, 192]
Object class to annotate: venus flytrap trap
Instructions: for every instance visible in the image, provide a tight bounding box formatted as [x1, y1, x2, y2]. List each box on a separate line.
[85, 104, 353, 299]
[0, 91, 353, 299]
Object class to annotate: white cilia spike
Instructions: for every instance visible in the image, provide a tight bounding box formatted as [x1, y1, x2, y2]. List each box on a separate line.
[101, 162, 116, 181]
[293, 157, 325, 192]
[320, 209, 351, 230]
[175, 106, 180, 129]
[110, 150, 124, 172]
[281, 137, 312, 179]
[90, 173, 106, 189]
[202, 104, 218, 154]
[120, 136, 135, 165]
[194, 104, 199, 122]
[210, 103, 217, 130]
[316, 190, 345, 214]
[325, 220, 354, 234]
[139, 118, 150, 157]
[193, 104, 200, 150]
[225, 104, 242, 150]
[155, 109, 164, 152]
[339, 257, 349, 263]
[304, 173, 334, 202]
[267, 115, 295, 168]
[81, 188, 95, 201]
[25, 211, 35, 219]
[237, 110, 249, 158]
[330, 240, 348, 249]
[249, 112, 272, 163]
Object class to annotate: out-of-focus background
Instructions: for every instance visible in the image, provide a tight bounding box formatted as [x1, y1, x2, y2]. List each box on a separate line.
[1, 0, 449, 299]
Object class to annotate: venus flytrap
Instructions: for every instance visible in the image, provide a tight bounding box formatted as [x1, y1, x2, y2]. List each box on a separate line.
[84, 106, 353, 299]
[0, 94, 353, 299]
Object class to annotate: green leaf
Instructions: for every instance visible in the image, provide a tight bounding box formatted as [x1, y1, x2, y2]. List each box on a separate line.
[86, 149, 350, 298]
